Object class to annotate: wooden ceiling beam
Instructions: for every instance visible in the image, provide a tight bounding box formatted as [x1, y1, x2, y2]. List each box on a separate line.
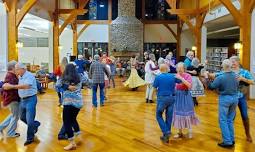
[163, 24, 177, 40]
[178, 15, 195, 33]
[199, 0, 221, 14]
[219, 0, 242, 26]
[166, 0, 176, 9]
[59, 9, 88, 14]
[78, 24, 90, 38]
[3, 2, 10, 12]
[142, 20, 178, 24]
[16, 0, 38, 27]
[249, 0, 255, 13]
[167, 9, 199, 15]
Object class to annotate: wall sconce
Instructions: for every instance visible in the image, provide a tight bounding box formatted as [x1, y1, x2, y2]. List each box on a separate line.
[234, 42, 242, 50]
[192, 46, 197, 51]
[16, 42, 23, 48]
[58, 46, 63, 50]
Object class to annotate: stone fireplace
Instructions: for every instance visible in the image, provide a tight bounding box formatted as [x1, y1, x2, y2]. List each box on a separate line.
[109, 0, 143, 58]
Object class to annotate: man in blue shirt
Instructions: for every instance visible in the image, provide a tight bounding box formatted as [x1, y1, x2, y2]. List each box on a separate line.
[207, 59, 239, 148]
[3, 62, 40, 146]
[74, 55, 91, 74]
[153, 64, 181, 143]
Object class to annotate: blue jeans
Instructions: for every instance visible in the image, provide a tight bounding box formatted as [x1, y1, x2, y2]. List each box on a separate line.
[20, 95, 40, 141]
[238, 95, 248, 121]
[0, 102, 19, 136]
[218, 95, 238, 144]
[156, 95, 175, 136]
[92, 83, 105, 107]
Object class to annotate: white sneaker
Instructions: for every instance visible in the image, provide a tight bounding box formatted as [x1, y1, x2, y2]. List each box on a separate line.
[174, 133, 183, 138]
[188, 133, 193, 139]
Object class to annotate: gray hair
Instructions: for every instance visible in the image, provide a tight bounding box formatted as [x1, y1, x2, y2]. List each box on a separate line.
[191, 58, 200, 68]
[15, 62, 27, 69]
[186, 51, 194, 58]
[158, 57, 165, 65]
[229, 56, 240, 62]
[166, 54, 172, 60]
[7, 60, 17, 71]
[94, 54, 100, 61]
[149, 53, 155, 61]
[176, 62, 185, 70]
[222, 59, 232, 71]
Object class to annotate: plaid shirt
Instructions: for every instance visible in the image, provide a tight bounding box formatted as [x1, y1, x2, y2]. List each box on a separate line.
[89, 61, 110, 84]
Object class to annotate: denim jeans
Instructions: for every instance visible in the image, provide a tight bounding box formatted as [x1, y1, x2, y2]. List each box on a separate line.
[92, 83, 105, 107]
[0, 101, 19, 136]
[238, 95, 248, 121]
[218, 95, 238, 144]
[156, 95, 175, 136]
[63, 105, 81, 140]
[20, 95, 40, 141]
[109, 75, 115, 88]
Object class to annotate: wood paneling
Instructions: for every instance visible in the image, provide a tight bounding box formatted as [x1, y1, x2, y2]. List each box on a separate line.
[0, 79, 255, 151]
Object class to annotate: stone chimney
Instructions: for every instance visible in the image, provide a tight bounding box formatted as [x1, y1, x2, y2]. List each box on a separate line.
[109, 0, 143, 56]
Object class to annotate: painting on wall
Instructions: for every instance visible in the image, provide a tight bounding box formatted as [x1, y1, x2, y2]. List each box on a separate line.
[89, 0, 97, 20]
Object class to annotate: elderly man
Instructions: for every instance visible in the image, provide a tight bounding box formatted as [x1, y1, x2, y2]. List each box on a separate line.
[3, 62, 40, 145]
[0, 61, 20, 138]
[74, 55, 91, 74]
[153, 64, 180, 143]
[229, 56, 254, 142]
[184, 51, 194, 68]
[89, 55, 110, 107]
[206, 59, 239, 148]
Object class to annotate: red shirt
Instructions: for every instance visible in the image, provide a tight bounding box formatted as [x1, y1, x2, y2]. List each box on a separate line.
[175, 73, 192, 90]
[1, 72, 19, 106]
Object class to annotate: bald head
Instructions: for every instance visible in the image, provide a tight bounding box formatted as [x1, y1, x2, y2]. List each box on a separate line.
[15, 62, 27, 76]
[159, 64, 169, 73]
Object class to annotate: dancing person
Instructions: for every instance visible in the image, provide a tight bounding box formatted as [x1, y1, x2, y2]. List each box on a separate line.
[153, 64, 181, 143]
[206, 59, 239, 148]
[74, 55, 90, 75]
[3, 62, 40, 145]
[184, 51, 194, 68]
[165, 51, 176, 73]
[187, 58, 205, 106]
[123, 56, 146, 91]
[0, 61, 20, 138]
[54, 57, 68, 106]
[145, 54, 159, 103]
[55, 64, 84, 150]
[102, 58, 111, 100]
[229, 56, 254, 142]
[109, 57, 116, 88]
[89, 55, 110, 107]
[172, 62, 199, 139]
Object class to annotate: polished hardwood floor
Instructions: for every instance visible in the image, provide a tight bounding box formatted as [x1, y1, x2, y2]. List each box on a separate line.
[0, 78, 255, 152]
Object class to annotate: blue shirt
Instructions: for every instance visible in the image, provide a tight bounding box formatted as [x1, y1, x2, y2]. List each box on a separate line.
[184, 58, 192, 68]
[153, 73, 180, 96]
[215, 68, 254, 97]
[18, 71, 37, 98]
[209, 71, 239, 95]
[74, 59, 90, 74]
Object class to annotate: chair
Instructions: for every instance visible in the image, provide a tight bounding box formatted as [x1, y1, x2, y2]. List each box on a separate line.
[38, 76, 49, 89]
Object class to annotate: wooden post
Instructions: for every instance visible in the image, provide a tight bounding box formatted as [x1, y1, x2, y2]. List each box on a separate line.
[8, 0, 18, 61]
[53, 0, 59, 70]
[239, 0, 251, 69]
[73, 20, 78, 56]
[176, 18, 182, 61]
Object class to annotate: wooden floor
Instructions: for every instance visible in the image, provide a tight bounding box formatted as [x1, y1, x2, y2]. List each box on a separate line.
[0, 79, 255, 152]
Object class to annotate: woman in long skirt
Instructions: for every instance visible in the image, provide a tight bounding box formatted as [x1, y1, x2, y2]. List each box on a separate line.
[173, 62, 199, 139]
[123, 56, 146, 90]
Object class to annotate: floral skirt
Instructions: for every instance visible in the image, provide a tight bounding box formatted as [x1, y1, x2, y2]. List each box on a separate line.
[123, 68, 146, 88]
[172, 90, 199, 129]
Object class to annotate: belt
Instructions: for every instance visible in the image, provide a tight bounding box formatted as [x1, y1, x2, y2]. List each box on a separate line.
[21, 95, 36, 100]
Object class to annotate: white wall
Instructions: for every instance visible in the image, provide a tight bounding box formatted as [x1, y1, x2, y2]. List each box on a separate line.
[78, 24, 109, 42]
[144, 24, 177, 43]
[59, 28, 73, 62]
[0, 3, 8, 71]
[250, 8, 255, 99]
[180, 29, 195, 56]
[18, 47, 49, 65]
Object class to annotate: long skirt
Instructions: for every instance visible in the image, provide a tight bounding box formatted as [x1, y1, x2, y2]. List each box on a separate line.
[190, 76, 205, 97]
[172, 90, 199, 129]
[123, 68, 146, 88]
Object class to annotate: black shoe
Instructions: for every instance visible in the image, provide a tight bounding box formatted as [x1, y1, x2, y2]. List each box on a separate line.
[146, 99, 149, 103]
[24, 139, 34, 146]
[58, 135, 68, 140]
[34, 122, 41, 134]
[160, 135, 169, 143]
[39, 91, 46, 94]
[149, 100, 154, 103]
[217, 142, 234, 148]
[232, 141, 235, 145]
[100, 104, 105, 107]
